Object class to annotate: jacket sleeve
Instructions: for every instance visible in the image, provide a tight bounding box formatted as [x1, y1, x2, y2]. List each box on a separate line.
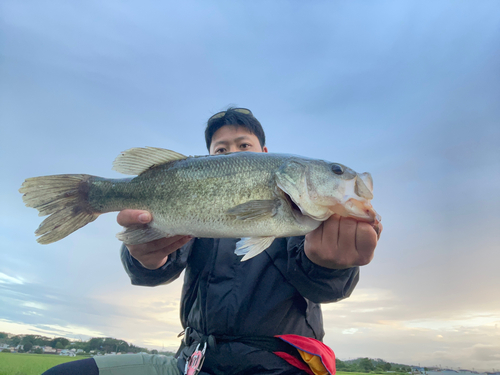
[267, 236, 359, 304]
[120, 241, 193, 287]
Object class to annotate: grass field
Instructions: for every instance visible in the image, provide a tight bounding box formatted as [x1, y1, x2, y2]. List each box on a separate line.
[0, 353, 395, 375]
[0, 353, 89, 375]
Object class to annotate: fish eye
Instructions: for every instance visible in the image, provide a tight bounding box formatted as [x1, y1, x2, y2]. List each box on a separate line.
[331, 164, 344, 175]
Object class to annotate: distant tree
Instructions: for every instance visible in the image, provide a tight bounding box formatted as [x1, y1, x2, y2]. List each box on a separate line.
[359, 358, 375, 372]
[151, 349, 158, 355]
[128, 344, 145, 354]
[102, 338, 116, 353]
[2, 349, 11, 353]
[34, 348, 44, 354]
[336, 358, 347, 370]
[11, 336, 22, 346]
[115, 340, 130, 353]
[383, 362, 392, 371]
[51, 337, 69, 348]
[0, 332, 8, 339]
[88, 338, 104, 351]
[22, 335, 37, 344]
[34, 336, 52, 347]
[23, 342, 33, 352]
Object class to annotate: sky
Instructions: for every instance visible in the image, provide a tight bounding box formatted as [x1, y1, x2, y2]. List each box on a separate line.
[1, 0, 499, 371]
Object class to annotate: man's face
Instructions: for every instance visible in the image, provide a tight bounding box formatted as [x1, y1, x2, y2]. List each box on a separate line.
[209, 125, 268, 155]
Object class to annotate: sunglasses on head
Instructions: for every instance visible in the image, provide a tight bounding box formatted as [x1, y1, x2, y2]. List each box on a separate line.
[208, 108, 253, 122]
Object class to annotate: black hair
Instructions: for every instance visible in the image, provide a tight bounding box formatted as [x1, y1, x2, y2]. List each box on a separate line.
[205, 107, 266, 151]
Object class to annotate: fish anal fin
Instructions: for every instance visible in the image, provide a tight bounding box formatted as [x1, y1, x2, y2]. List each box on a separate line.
[226, 199, 280, 221]
[116, 224, 172, 245]
[112, 147, 188, 175]
[235, 236, 276, 261]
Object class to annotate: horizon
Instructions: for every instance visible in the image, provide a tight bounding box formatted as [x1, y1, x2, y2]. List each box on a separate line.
[1, 331, 486, 372]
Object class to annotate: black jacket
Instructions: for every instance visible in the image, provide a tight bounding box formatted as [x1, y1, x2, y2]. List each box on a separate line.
[121, 236, 359, 374]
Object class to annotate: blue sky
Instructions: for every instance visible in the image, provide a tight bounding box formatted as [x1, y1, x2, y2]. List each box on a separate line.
[1, 0, 499, 370]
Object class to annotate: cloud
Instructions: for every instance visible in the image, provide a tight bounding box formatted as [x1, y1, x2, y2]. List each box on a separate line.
[1, 0, 500, 369]
[0, 272, 25, 285]
[471, 344, 500, 362]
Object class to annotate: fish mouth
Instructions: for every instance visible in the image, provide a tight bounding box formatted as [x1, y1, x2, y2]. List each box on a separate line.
[332, 198, 381, 224]
[280, 188, 380, 224]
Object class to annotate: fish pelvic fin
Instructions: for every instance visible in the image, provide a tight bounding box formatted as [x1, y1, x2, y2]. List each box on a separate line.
[116, 225, 171, 245]
[19, 175, 99, 244]
[226, 199, 280, 220]
[112, 147, 188, 175]
[235, 236, 276, 261]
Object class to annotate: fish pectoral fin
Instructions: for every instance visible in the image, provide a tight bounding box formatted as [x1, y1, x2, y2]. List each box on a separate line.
[235, 237, 276, 261]
[116, 225, 171, 245]
[226, 199, 280, 220]
[112, 147, 188, 175]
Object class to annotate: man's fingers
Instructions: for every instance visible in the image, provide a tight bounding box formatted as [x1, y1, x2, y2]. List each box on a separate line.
[337, 217, 358, 253]
[320, 214, 341, 246]
[373, 222, 383, 240]
[354, 222, 378, 266]
[127, 235, 190, 255]
[126, 235, 192, 270]
[169, 235, 193, 250]
[117, 210, 152, 227]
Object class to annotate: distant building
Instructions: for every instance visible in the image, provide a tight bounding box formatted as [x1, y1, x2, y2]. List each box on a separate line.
[60, 349, 76, 357]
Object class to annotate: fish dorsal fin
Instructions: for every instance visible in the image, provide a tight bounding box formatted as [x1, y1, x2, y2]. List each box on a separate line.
[112, 147, 188, 175]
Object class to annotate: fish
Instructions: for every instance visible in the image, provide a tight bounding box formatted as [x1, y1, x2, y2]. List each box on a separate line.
[19, 147, 381, 261]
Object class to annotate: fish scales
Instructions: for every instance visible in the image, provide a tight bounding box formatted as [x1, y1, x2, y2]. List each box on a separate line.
[87, 153, 299, 238]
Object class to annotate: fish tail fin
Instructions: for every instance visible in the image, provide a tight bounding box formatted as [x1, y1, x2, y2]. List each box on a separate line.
[19, 174, 99, 244]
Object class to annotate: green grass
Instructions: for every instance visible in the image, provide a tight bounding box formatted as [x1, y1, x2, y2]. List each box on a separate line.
[0, 354, 407, 375]
[0, 353, 90, 375]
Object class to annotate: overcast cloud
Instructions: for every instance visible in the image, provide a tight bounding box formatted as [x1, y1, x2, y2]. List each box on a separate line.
[1, 0, 499, 370]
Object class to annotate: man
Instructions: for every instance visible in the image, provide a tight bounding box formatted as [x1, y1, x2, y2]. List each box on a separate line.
[42, 108, 381, 375]
[119, 108, 381, 374]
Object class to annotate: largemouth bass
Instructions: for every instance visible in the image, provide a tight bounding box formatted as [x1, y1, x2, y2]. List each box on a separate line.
[19, 147, 381, 260]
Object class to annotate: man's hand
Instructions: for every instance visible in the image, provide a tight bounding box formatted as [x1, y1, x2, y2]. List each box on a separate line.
[117, 210, 191, 270]
[304, 214, 382, 269]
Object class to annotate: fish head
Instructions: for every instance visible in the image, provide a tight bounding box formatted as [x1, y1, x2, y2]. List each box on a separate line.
[275, 157, 381, 224]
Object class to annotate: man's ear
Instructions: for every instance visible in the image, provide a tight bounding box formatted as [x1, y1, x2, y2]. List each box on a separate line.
[263, 146, 269, 153]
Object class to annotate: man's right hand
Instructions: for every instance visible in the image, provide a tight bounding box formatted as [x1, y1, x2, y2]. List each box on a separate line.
[117, 210, 192, 270]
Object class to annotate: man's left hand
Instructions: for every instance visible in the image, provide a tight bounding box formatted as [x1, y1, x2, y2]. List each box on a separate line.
[304, 214, 382, 269]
